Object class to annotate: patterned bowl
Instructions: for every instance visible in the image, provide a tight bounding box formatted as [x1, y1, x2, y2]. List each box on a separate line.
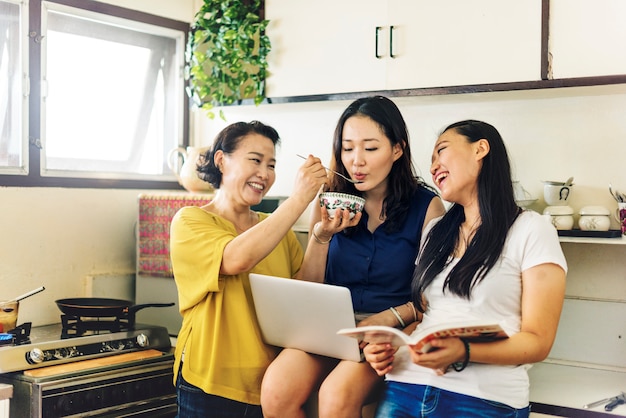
[319, 192, 365, 219]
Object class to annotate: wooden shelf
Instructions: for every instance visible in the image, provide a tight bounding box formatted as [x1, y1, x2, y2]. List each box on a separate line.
[234, 75, 626, 106]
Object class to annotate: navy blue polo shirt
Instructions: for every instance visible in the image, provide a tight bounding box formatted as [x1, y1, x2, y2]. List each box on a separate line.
[325, 186, 437, 313]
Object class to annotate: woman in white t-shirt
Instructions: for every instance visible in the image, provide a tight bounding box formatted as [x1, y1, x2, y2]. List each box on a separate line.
[363, 120, 567, 417]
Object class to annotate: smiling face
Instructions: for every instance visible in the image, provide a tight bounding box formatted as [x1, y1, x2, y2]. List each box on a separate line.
[430, 128, 488, 206]
[341, 115, 403, 194]
[215, 133, 276, 207]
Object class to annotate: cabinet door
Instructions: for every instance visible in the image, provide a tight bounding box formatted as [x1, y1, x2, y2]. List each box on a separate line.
[550, 0, 626, 78]
[265, 0, 387, 97]
[386, 0, 542, 90]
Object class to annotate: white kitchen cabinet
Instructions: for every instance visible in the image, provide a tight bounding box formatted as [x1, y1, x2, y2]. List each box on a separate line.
[549, 0, 626, 78]
[385, 0, 542, 90]
[265, 0, 387, 97]
[265, 0, 542, 97]
[527, 240, 626, 416]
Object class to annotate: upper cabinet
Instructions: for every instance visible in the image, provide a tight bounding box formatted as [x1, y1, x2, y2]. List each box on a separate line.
[264, 0, 542, 97]
[264, 0, 387, 97]
[384, 0, 542, 90]
[549, 0, 626, 78]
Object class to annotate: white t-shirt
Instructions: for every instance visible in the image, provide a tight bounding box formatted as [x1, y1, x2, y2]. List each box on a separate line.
[386, 210, 567, 409]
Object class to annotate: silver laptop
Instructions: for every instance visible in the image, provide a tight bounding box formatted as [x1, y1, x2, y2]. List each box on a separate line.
[249, 273, 361, 362]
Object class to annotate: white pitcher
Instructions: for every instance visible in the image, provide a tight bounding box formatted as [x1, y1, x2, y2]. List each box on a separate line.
[167, 146, 213, 193]
[513, 181, 532, 201]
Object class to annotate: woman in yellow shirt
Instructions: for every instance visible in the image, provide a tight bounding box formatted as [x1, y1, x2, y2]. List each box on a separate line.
[170, 121, 328, 417]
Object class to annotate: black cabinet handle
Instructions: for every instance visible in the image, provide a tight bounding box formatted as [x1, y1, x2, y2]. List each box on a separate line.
[375, 26, 382, 58]
[389, 25, 395, 58]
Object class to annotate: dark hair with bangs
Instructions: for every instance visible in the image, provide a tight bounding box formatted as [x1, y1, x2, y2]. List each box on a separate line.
[197, 121, 280, 189]
[411, 120, 521, 312]
[329, 95, 430, 233]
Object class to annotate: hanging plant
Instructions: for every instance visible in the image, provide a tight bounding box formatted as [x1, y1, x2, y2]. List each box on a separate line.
[185, 0, 270, 120]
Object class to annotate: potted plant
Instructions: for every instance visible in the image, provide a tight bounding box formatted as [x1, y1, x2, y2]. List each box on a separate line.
[185, 0, 270, 120]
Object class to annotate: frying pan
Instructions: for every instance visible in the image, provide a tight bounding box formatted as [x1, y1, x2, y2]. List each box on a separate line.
[55, 298, 175, 327]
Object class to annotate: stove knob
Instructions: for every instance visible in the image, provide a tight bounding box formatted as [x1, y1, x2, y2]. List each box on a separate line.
[28, 347, 44, 364]
[136, 333, 149, 347]
[54, 348, 69, 359]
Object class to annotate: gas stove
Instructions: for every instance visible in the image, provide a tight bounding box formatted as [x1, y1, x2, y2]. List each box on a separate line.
[0, 322, 176, 417]
[0, 322, 171, 374]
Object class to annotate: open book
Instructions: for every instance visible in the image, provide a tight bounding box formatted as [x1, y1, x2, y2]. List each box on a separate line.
[337, 320, 508, 353]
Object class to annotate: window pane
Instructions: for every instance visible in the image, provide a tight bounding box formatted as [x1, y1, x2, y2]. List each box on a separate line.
[41, 3, 184, 180]
[0, 0, 26, 173]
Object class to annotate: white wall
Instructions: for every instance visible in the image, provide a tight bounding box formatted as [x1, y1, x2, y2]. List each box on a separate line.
[0, 188, 147, 324]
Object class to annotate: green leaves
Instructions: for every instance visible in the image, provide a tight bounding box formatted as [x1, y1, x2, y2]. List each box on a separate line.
[186, 0, 270, 120]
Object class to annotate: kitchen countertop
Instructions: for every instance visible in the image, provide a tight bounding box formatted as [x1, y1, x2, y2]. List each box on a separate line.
[0, 383, 11, 401]
[529, 360, 626, 416]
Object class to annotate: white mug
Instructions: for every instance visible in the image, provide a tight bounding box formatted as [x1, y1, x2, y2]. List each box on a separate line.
[544, 184, 572, 206]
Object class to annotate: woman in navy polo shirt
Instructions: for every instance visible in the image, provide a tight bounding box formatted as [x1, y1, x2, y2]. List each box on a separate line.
[261, 96, 445, 418]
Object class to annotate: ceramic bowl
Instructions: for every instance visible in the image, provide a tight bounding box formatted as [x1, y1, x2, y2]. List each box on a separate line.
[543, 182, 573, 206]
[319, 192, 365, 219]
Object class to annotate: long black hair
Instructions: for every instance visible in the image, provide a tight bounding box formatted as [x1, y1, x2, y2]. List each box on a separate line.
[197, 121, 280, 189]
[411, 120, 521, 312]
[329, 95, 431, 233]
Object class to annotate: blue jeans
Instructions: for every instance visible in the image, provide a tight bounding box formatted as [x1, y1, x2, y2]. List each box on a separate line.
[176, 365, 263, 418]
[375, 381, 530, 418]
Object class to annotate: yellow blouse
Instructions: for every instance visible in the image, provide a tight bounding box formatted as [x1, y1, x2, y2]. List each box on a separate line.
[170, 206, 303, 405]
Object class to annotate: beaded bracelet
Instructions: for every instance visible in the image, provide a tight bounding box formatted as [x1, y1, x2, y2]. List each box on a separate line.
[389, 306, 406, 328]
[452, 338, 470, 372]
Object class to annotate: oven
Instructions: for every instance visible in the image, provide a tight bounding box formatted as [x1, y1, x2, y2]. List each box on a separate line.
[0, 322, 176, 417]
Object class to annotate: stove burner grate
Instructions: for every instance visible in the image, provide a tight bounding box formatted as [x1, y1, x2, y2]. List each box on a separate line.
[61, 314, 131, 337]
[4, 322, 32, 345]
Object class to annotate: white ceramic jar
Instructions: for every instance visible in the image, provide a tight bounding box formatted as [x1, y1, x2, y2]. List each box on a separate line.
[543, 205, 574, 230]
[578, 206, 611, 231]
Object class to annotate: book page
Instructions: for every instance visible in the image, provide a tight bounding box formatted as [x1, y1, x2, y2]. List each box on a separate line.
[338, 320, 507, 352]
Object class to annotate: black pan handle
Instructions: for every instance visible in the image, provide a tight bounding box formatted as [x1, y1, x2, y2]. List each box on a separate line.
[127, 302, 175, 314]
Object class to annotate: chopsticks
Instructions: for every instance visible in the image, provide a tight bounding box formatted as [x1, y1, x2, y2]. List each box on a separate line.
[296, 154, 362, 184]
